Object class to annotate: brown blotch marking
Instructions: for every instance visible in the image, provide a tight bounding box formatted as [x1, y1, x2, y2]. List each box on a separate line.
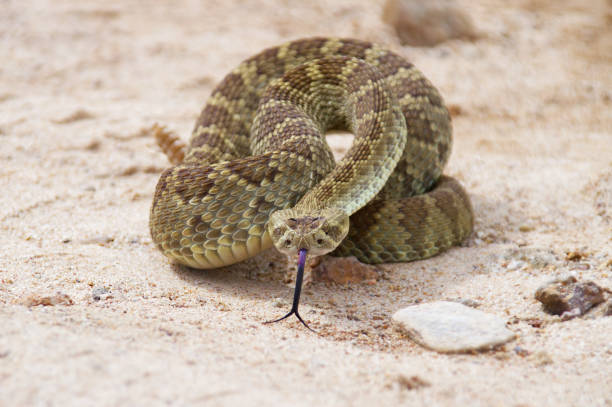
[171, 165, 215, 204]
[344, 64, 380, 94]
[432, 188, 459, 225]
[254, 47, 287, 77]
[397, 197, 431, 238]
[352, 85, 385, 124]
[342, 201, 388, 248]
[402, 109, 434, 144]
[437, 140, 449, 162]
[280, 64, 318, 95]
[375, 52, 411, 77]
[354, 116, 380, 147]
[214, 72, 246, 101]
[155, 168, 172, 195]
[281, 135, 318, 163]
[195, 105, 249, 139]
[314, 58, 347, 87]
[176, 167, 195, 182]
[194, 105, 231, 131]
[254, 102, 309, 138]
[336, 39, 368, 60]
[397, 76, 432, 100]
[186, 148, 217, 162]
[401, 77, 445, 111]
[288, 37, 328, 59]
[151, 168, 173, 211]
[231, 154, 285, 189]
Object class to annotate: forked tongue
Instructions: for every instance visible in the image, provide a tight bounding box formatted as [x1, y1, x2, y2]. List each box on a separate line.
[264, 248, 315, 332]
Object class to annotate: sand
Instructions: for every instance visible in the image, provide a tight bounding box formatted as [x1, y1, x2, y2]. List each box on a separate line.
[1, 0, 611, 405]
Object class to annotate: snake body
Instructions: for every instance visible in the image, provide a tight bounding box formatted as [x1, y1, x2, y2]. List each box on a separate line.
[150, 37, 473, 270]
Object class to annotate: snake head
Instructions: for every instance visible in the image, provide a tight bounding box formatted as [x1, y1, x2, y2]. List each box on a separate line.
[268, 207, 349, 257]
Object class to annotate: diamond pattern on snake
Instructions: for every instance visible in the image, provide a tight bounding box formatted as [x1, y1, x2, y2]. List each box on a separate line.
[150, 37, 474, 329]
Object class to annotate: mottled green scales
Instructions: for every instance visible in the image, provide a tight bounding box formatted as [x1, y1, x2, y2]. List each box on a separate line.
[150, 37, 473, 269]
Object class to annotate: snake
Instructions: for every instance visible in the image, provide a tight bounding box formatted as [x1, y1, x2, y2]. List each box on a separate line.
[149, 37, 473, 328]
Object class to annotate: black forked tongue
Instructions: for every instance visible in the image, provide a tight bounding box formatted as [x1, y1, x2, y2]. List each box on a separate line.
[264, 249, 315, 332]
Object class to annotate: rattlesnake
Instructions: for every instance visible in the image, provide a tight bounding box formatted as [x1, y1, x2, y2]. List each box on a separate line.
[150, 38, 473, 328]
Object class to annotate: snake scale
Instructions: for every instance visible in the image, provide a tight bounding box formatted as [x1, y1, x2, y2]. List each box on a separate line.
[150, 37, 473, 326]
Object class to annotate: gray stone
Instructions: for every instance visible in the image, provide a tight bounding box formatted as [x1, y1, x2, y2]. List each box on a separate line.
[392, 301, 515, 353]
[382, 0, 477, 46]
[92, 286, 111, 301]
[603, 300, 612, 316]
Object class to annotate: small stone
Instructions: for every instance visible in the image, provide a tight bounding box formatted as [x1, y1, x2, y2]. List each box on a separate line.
[79, 235, 115, 246]
[447, 104, 463, 117]
[602, 300, 612, 317]
[507, 260, 527, 271]
[528, 251, 557, 269]
[516, 238, 528, 247]
[502, 247, 559, 270]
[528, 351, 553, 366]
[392, 301, 515, 353]
[24, 292, 74, 306]
[395, 374, 431, 390]
[513, 346, 530, 357]
[52, 109, 95, 124]
[311, 256, 380, 285]
[92, 286, 111, 301]
[565, 250, 586, 261]
[382, 0, 477, 46]
[446, 297, 481, 308]
[571, 263, 591, 271]
[525, 318, 544, 328]
[534, 276, 605, 319]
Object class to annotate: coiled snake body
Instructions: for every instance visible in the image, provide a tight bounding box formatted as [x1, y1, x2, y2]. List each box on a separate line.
[150, 38, 473, 325]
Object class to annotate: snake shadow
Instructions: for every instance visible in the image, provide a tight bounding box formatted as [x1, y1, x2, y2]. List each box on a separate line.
[170, 191, 527, 328]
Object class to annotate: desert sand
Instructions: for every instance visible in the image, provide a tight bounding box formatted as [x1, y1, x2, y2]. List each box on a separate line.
[1, 0, 611, 405]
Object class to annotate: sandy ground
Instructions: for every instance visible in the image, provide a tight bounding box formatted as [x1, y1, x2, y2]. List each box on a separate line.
[1, 0, 611, 405]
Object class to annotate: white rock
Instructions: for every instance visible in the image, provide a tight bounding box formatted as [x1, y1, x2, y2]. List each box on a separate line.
[392, 301, 515, 352]
[507, 260, 527, 270]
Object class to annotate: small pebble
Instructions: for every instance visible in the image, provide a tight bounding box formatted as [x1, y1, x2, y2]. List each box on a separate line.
[514, 346, 530, 357]
[528, 351, 553, 366]
[534, 276, 605, 319]
[565, 251, 586, 261]
[602, 300, 612, 317]
[392, 301, 515, 353]
[382, 0, 477, 46]
[311, 256, 379, 285]
[92, 286, 111, 301]
[24, 292, 74, 306]
[507, 260, 527, 271]
[79, 235, 115, 246]
[395, 374, 431, 390]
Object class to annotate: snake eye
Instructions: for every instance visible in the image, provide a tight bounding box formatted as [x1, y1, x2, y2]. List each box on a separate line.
[285, 239, 291, 246]
[316, 238, 323, 245]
